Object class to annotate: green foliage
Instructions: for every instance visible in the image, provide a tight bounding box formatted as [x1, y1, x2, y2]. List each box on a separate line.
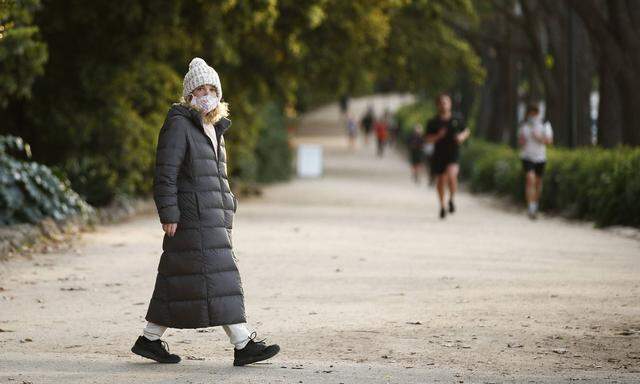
[382, 0, 485, 93]
[36, 60, 182, 206]
[394, 99, 435, 140]
[255, 103, 293, 183]
[0, 0, 48, 107]
[0, 135, 92, 225]
[0, 0, 488, 209]
[459, 140, 640, 227]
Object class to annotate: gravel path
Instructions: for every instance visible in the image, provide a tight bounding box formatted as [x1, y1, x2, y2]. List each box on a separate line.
[1, 95, 639, 383]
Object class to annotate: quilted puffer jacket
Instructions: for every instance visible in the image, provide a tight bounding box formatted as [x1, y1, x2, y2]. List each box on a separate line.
[145, 104, 245, 328]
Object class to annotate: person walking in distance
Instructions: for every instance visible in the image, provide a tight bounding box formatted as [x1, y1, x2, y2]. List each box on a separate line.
[346, 113, 357, 150]
[360, 106, 375, 145]
[518, 103, 553, 219]
[425, 93, 470, 219]
[407, 123, 425, 184]
[374, 114, 389, 157]
[131, 57, 280, 366]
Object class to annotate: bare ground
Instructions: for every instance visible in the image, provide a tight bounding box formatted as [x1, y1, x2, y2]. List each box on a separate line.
[1, 95, 639, 383]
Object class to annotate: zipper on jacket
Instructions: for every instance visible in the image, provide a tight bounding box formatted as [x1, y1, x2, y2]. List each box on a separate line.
[215, 133, 227, 210]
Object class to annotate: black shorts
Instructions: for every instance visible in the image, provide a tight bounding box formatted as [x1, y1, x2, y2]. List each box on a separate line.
[410, 150, 423, 165]
[430, 156, 458, 175]
[522, 159, 546, 176]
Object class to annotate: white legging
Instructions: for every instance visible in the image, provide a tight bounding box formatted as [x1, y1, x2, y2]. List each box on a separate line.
[143, 321, 252, 349]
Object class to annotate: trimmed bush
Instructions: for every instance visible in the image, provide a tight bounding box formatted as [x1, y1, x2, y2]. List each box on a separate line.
[460, 140, 640, 227]
[0, 135, 92, 225]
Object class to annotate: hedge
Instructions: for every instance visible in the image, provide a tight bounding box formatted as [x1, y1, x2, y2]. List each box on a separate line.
[459, 140, 640, 227]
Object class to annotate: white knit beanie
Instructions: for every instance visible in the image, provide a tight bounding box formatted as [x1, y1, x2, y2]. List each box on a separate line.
[182, 57, 222, 100]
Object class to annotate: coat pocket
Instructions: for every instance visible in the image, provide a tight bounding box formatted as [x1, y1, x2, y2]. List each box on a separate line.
[177, 192, 199, 222]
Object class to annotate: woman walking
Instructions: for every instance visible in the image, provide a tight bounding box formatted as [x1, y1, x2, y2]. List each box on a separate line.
[131, 57, 280, 366]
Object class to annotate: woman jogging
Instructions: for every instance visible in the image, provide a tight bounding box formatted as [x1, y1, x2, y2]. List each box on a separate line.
[518, 103, 553, 219]
[131, 57, 280, 366]
[425, 93, 470, 219]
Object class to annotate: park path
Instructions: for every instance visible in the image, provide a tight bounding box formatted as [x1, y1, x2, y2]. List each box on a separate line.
[1, 95, 639, 384]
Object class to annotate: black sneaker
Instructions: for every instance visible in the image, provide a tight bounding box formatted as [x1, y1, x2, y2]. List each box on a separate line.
[131, 336, 181, 364]
[448, 200, 455, 213]
[233, 332, 280, 366]
[439, 207, 446, 219]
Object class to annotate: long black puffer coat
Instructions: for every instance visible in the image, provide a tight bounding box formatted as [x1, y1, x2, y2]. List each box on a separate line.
[145, 104, 245, 328]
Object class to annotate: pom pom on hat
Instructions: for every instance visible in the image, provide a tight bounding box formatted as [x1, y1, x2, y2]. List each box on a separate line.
[189, 57, 207, 70]
[183, 57, 222, 100]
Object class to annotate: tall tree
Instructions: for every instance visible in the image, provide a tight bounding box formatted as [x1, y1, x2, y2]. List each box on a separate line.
[0, 0, 47, 107]
[569, 0, 640, 146]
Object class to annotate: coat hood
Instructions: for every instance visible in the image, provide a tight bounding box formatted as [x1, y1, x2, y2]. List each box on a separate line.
[167, 103, 232, 136]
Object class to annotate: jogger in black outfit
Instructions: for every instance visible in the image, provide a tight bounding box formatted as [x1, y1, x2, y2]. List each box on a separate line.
[425, 93, 470, 219]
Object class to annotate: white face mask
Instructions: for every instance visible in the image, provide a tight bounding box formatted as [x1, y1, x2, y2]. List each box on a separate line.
[190, 93, 219, 114]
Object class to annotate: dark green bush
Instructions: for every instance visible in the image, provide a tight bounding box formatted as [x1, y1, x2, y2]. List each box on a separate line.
[222, 102, 292, 185]
[255, 103, 293, 183]
[0, 135, 92, 224]
[61, 156, 118, 207]
[460, 140, 640, 227]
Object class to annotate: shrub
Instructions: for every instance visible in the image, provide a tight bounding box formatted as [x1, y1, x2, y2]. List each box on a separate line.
[460, 140, 640, 227]
[255, 102, 293, 183]
[0, 135, 92, 225]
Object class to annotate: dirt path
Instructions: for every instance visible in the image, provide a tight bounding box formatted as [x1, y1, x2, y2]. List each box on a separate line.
[1, 95, 639, 383]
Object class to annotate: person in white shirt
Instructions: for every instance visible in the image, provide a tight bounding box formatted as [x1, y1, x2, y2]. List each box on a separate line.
[518, 103, 553, 219]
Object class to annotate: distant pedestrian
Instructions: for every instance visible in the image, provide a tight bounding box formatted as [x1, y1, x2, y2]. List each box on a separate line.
[425, 93, 470, 219]
[339, 94, 350, 116]
[386, 109, 400, 147]
[360, 106, 375, 145]
[374, 117, 389, 157]
[407, 124, 425, 184]
[131, 57, 280, 366]
[346, 113, 357, 150]
[422, 139, 435, 186]
[518, 103, 553, 219]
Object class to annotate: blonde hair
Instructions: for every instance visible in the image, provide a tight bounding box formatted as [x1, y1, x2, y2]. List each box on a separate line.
[182, 87, 229, 125]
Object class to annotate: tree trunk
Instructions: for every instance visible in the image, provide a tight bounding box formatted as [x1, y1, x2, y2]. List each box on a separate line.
[569, 0, 640, 146]
[575, 20, 595, 146]
[486, 43, 518, 144]
[597, 57, 623, 147]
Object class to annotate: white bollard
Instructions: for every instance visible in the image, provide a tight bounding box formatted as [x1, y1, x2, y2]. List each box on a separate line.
[297, 144, 323, 178]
